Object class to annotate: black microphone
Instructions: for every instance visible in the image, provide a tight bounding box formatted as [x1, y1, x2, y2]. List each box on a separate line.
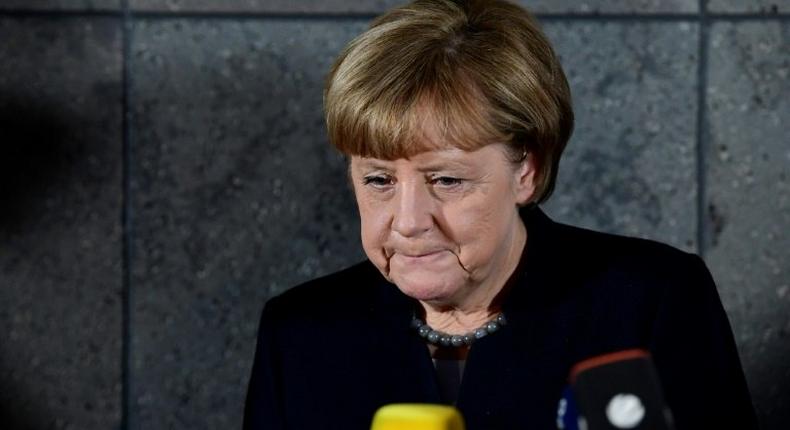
[557, 349, 674, 430]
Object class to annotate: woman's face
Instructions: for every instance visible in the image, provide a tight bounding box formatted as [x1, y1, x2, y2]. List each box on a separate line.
[350, 143, 536, 307]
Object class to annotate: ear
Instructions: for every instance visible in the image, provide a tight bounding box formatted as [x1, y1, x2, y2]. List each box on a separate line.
[513, 153, 537, 205]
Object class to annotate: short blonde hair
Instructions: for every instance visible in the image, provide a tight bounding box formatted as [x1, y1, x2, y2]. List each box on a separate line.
[324, 0, 573, 203]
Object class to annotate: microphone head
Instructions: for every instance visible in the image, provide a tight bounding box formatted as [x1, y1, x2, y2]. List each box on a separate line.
[565, 349, 674, 430]
[371, 404, 465, 430]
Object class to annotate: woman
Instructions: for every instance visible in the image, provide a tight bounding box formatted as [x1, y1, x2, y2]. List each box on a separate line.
[244, 0, 756, 428]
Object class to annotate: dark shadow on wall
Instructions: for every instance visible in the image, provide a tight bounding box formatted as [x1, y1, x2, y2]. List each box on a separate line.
[0, 95, 72, 234]
[0, 366, 56, 430]
[0, 94, 75, 430]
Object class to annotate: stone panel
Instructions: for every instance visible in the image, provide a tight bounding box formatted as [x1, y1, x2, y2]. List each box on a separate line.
[129, 18, 367, 429]
[708, 0, 790, 13]
[0, 0, 119, 11]
[523, 0, 697, 13]
[706, 21, 790, 430]
[0, 17, 122, 430]
[540, 22, 699, 252]
[129, 0, 401, 13]
[129, 0, 697, 14]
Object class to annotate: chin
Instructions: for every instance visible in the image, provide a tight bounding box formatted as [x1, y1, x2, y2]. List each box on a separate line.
[391, 274, 461, 303]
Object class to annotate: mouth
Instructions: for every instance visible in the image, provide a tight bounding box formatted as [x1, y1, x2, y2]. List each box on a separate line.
[403, 249, 443, 257]
[395, 249, 447, 263]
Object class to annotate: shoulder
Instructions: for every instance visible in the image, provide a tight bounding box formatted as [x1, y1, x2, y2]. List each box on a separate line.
[553, 219, 700, 273]
[535, 217, 710, 306]
[530, 218, 725, 354]
[524, 206, 701, 279]
[558, 220, 694, 264]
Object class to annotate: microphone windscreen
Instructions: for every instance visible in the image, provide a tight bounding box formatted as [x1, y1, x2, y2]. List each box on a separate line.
[371, 404, 465, 430]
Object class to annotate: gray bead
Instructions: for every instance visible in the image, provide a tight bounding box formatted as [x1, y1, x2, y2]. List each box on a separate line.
[486, 321, 500, 333]
[496, 314, 507, 325]
[439, 335, 452, 346]
[463, 335, 474, 345]
[474, 328, 488, 339]
[418, 325, 431, 337]
[411, 318, 423, 329]
[427, 331, 440, 343]
[451, 335, 464, 347]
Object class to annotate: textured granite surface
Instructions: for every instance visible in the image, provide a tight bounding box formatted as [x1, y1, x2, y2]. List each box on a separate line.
[0, 0, 120, 10]
[128, 0, 697, 14]
[129, 19, 367, 429]
[708, 0, 790, 13]
[541, 21, 699, 252]
[706, 21, 790, 430]
[0, 17, 122, 430]
[129, 0, 401, 13]
[0, 2, 787, 430]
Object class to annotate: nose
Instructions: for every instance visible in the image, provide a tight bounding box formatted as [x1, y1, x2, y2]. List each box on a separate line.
[392, 179, 434, 238]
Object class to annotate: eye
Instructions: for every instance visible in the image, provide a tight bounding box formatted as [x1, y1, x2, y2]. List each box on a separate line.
[429, 176, 463, 188]
[362, 174, 394, 189]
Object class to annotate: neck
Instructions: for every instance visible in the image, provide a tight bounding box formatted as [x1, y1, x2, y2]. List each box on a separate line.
[419, 218, 527, 335]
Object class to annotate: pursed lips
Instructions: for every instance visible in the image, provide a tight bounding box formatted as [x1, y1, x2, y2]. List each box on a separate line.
[393, 249, 448, 262]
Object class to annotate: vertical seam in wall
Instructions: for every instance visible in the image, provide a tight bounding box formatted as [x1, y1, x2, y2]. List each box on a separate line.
[696, 0, 710, 257]
[121, 0, 133, 429]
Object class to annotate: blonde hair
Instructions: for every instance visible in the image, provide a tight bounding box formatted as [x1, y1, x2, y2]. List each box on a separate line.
[324, 0, 573, 203]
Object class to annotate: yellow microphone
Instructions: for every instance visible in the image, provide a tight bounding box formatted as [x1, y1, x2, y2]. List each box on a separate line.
[371, 404, 465, 430]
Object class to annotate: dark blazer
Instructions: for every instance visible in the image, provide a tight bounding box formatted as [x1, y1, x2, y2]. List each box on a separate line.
[244, 205, 757, 429]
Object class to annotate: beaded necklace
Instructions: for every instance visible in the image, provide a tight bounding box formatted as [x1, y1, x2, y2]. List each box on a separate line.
[411, 313, 507, 347]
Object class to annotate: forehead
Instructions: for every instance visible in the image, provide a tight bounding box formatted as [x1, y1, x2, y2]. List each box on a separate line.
[352, 144, 509, 171]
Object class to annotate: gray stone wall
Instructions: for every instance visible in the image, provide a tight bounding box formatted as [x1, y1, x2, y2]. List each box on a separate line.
[0, 1, 787, 429]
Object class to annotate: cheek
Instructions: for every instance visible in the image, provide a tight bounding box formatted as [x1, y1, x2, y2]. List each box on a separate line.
[356, 196, 391, 260]
[446, 198, 513, 265]
[446, 176, 516, 242]
[445, 201, 499, 244]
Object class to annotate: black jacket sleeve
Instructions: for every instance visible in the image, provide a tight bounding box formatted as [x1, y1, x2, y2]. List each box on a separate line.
[243, 299, 285, 430]
[649, 253, 758, 429]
